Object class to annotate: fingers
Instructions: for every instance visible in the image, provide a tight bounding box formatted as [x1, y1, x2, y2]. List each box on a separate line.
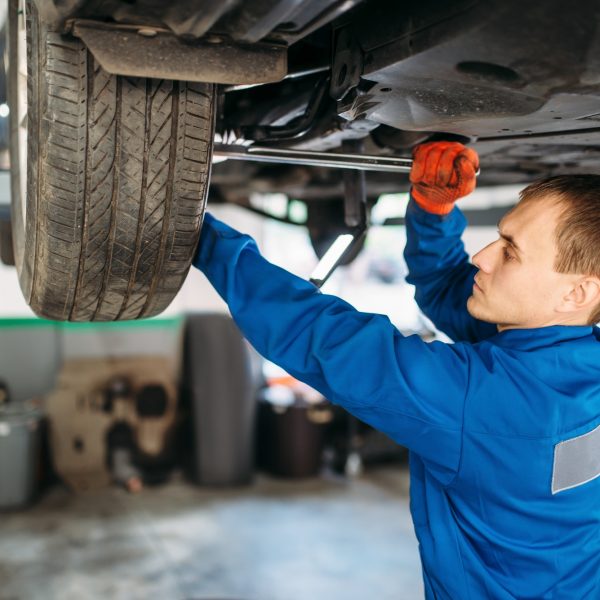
[459, 147, 480, 173]
[437, 145, 461, 187]
[456, 154, 477, 181]
[411, 142, 452, 185]
[455, 155, 477, 196]
[461, 175, 477, 197]
[410, 142, 479, 211]
[422, 144, 446, 186]
[411, 141, 479, 203]
[410, 144, 431, 183]
[410, 150, 423, 184]
[411, 141, 476, 184]
[412, 141, 478, 177]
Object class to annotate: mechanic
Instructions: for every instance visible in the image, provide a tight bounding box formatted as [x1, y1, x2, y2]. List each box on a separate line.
[192, 141, 600, 599]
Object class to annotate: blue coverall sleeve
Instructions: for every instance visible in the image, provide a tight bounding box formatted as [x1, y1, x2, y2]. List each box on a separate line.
[404, 196, 498, 343]
[194, 213, 473, 483]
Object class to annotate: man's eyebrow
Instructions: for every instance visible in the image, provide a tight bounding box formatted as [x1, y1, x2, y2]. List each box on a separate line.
[496, 219, 522, 253]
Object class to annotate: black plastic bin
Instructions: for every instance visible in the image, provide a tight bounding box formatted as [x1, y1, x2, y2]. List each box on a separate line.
[257, 387, 331, 478]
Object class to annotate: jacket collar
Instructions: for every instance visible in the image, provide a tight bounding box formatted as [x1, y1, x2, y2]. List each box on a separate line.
[488, 325, 597, 350]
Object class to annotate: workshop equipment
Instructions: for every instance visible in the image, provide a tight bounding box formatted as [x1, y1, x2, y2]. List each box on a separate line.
[46, 357, 178, 492]
[0, 386, 43, 510]
[257, 385, 331, 479]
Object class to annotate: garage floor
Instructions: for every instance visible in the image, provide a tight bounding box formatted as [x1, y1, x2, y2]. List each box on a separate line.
[0, 466, 423, 600]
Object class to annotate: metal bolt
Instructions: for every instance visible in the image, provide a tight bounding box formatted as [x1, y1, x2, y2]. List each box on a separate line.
[138, 28, 158, 38]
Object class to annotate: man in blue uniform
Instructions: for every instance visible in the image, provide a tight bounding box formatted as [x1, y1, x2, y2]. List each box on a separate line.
[192, 141, 600, 599]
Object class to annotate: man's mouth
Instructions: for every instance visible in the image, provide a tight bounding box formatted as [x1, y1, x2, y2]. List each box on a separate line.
[473, 278, 483, 293]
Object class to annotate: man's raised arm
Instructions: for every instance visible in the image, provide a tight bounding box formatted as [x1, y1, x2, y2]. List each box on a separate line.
[403, 142, 497, 343]
[193, 212, 473, 485]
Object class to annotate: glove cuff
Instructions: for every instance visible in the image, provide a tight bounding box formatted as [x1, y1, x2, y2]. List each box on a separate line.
[411, 187, 455, 216]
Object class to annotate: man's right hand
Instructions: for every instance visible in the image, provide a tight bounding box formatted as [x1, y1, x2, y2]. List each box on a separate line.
[410, 142, 479, 215]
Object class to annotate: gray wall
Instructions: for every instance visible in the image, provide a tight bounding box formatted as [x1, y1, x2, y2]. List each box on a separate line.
[0, 318, 183, 403]
[0, 322, 60, 403]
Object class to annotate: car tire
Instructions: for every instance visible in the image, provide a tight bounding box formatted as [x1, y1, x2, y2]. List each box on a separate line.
[182, 313, 258, 486]
[7, 0, 215, 321]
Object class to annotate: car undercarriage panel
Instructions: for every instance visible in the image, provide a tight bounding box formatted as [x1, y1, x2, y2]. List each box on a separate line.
[34, 0, 365, 43]
[30, 0, 600, 192]
[345, 0, 600, 137]
[330, 0, 600, 184]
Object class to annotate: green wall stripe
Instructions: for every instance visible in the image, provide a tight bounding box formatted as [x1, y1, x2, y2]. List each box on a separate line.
[0, 316, 183, 330]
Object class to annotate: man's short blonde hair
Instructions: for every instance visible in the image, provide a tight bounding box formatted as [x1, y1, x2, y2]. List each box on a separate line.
[519, 175, 600, 325]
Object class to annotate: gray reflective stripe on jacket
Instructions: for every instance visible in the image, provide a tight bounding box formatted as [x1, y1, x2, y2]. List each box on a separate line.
[553, 424, 600, 494]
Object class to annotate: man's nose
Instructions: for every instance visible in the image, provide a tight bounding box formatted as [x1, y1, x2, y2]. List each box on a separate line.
[472, 242, 495, 273]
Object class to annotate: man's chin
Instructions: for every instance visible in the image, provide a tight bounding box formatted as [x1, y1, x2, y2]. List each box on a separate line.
[466, 296, 496, 324]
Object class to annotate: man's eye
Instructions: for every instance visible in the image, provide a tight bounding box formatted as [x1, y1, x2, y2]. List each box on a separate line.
[503, 247, 514, 261]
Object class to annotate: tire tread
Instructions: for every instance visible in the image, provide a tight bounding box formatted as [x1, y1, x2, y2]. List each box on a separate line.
[21, 3, 213, 321]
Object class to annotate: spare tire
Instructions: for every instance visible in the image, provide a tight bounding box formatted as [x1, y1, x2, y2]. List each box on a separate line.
[7, 0, 215, 321]
[182, 313, 258, 486]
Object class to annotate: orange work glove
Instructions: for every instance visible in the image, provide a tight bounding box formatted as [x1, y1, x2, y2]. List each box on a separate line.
[410, 141, 479, 215]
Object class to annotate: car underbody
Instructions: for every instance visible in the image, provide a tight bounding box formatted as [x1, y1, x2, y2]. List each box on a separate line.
[41, 0, 600, 196]
[3, 0, 600, 319]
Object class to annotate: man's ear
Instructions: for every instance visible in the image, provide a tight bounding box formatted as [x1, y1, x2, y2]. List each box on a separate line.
[559, 277, 600, 314]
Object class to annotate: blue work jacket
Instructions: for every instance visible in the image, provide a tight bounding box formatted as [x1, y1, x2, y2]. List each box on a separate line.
[193, 198, 600, 599]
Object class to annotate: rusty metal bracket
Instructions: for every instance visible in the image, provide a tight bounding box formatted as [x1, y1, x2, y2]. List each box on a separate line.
[330, 27, 363, 101]
[71, 20, 287, 85]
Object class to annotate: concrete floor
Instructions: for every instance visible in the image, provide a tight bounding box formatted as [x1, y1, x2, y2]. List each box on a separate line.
[0, 467, 424, 600]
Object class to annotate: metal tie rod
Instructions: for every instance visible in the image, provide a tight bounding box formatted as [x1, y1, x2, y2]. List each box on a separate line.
[213, 144, 415, 173]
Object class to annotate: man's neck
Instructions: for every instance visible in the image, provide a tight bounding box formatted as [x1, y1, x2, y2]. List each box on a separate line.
[497, 316, 592, 332]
